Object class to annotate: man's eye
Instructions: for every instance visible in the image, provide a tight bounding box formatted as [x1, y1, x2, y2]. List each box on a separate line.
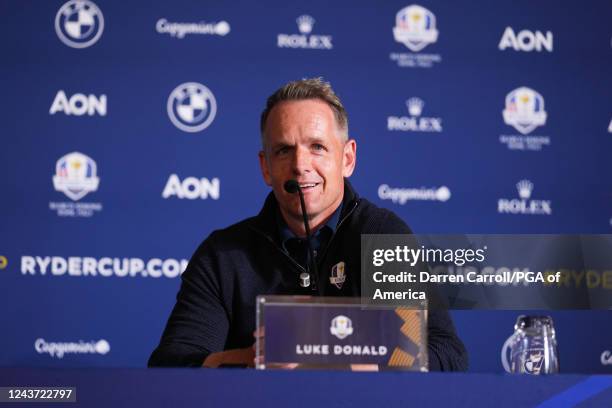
[276, 147, 289, 155]
[313, 144, 326, 151]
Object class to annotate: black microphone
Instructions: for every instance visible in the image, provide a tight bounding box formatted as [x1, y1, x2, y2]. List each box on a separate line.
[283, 180, 318, 291]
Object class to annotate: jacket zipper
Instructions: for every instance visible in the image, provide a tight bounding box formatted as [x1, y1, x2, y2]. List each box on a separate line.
[250, 199, 360, 294]
[316, 199, 359, 269]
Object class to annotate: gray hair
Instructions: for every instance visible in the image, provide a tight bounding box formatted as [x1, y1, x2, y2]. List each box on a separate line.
[260, 77, 349, 147]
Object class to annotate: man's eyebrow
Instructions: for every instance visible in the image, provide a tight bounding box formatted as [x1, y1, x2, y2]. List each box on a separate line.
[307, 136, 328, 144]
[271, 142, 294, 150]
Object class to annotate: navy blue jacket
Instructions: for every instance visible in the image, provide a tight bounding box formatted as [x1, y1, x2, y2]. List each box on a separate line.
[149, 181, 468, 371]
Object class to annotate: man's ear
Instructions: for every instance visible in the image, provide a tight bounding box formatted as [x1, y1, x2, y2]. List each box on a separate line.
[342, 139, 357, 177]
[259, 150, 272, 186]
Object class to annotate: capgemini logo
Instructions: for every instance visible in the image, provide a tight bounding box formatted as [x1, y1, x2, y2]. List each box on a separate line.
[378, 184, 451, 204]
[155, 19, 231, 38]
[35, 338, 110, 359]
[95, 339, 111, 354]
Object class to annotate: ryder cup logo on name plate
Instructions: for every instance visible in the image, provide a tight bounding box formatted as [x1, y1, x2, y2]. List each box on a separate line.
[330, 315, 354, 340]
[502, 87, 547, 135]
[53, 152, 99, 201]
[55, 0, 104, 49]
[393, 5, 438, 52]
[167, 82, 217, 133]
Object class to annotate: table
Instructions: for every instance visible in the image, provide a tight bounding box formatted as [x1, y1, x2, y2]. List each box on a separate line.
[1, 368, 611, 407]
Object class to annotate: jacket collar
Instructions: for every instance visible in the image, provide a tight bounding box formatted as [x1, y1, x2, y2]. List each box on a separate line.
[250, 179, 359, 243]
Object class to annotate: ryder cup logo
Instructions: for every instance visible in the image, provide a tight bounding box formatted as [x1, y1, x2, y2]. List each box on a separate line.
[393, 5, 438, 52]
[167, 82, 217, 133]
[330, 315, 354, 340]
[502, 87, 547, 135]
[53, 152, 99, 201]
[329, 261, 346, 289]
[55, 0, 104, 49]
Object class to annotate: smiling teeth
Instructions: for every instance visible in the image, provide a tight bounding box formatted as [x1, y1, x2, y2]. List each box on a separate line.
[300, 183, 316, 188]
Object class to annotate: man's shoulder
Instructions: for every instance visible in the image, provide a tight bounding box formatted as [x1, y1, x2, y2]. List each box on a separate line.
[200, 216, 261, 251]
[351, 197, 413, 235]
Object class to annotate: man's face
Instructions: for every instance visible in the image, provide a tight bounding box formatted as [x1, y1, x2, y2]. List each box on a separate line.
[259, 99, 356, 226]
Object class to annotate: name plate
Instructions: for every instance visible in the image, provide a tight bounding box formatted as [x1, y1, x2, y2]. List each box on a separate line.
[256, 296, 427, 370]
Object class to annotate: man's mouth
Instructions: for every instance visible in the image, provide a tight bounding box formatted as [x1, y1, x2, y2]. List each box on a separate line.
[298, 182, 320, 191]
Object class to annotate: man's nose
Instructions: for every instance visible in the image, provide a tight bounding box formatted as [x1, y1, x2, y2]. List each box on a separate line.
[291, 147, 312, 175]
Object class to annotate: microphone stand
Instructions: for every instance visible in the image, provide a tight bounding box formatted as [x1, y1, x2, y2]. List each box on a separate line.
[284, 180, 318, 292]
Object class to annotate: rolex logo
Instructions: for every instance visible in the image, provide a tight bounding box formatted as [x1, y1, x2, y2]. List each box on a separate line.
[406, 97, 424, 116]
[388, 97, 442, 132]
[498, 179, 551, 215]
[296, 15, 315, 34]
[516, 179, 533, 200]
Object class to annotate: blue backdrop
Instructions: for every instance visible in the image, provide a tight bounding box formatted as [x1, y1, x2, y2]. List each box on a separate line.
[1, 0, 611, 373]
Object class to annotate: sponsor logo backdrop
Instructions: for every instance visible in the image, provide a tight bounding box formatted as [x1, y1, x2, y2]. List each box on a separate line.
[0, 0, 610, 372]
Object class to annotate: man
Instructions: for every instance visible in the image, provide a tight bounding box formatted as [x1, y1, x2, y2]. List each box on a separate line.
[149, 78, 468, 371]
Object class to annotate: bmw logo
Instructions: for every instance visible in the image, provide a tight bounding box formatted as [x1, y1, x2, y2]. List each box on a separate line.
[55, 0, 104, 49]
[167, 82, 217, 133]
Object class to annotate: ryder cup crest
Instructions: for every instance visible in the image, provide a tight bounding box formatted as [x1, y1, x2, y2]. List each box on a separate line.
[55, 0, 104, 49]
[393, 5, 438, 52]
[329, 261, 346, 289]
[502, 87, 547, 135]
[330, 315, 354, 339]
[167, 82, 217, 133]
[53, 152, 100, 201]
